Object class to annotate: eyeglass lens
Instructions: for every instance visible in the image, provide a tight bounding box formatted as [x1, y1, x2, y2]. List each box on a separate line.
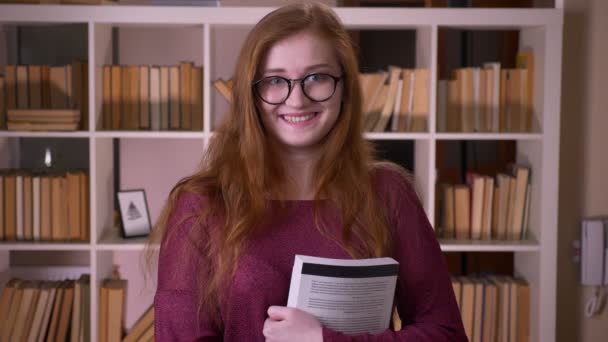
[256, 73, 337, 104]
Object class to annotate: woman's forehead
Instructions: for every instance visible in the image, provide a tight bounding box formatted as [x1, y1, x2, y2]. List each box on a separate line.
[260, 31, 339, 75]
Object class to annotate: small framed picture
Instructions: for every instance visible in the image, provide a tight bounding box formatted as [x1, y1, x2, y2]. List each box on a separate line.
[116, 189, 152, 238]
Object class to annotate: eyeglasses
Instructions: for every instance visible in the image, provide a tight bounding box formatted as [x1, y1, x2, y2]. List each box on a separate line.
[252, 73, 342, 105]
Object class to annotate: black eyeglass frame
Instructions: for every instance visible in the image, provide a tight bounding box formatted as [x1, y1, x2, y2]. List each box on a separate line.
[252, 73, 343, 105]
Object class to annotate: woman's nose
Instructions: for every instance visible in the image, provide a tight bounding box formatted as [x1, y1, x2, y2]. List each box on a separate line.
[284, 82, 309, 108]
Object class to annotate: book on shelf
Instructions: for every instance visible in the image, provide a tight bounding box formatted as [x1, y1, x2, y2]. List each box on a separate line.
[436, 54, 535, 133]
[7, 107, 81, 131]
[1, 62, 88, 131]
[0, 170, 89, 242]
[123, 305, 154, 342]
[516, 51, 534, 132]
[168, 65, 180, 130]
[139, 66, 150, 130]
[451, 275, 529, 342]
[459, 277, 475, 339]
[6, 121, 79, 131]
[0, 76, 6, 129]
[98, 278, 127, 342]
[453, 185, 470, 240]
[7, 109, 81, 124]
[360, 67, 429, 133]
[360, 71, 386, 131]
[191, 66, 203, 132]
[213, 78, 233, 102]
[180, 61, 193, 130]
[436, 79, 448, 132]
[373, 66, 401, 133]
[122, 65, 139, 130]
[134, 325, 154, 342]
[438, 164, 531, 242]
[287, 255, 399, 335]
[0, 275, 90, 342]
[102, 62, 203, 131]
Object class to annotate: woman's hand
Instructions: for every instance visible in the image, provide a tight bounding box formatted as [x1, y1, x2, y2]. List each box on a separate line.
[263, 306, 323, 342]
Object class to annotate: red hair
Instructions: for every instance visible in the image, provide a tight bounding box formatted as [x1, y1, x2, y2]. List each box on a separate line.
[148, 1, 396, 328]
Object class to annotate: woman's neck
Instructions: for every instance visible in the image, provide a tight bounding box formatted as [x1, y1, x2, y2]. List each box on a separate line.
[277, 147, 319, 201]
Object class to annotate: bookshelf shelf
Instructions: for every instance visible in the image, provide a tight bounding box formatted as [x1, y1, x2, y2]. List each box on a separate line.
[96, 229, 151, 251]
[93, 131, 206, 139]
[0, 242, 92, 251]
[96, 242, 150, 252]
[0, 131, 91, 138]
[0, 4, 563, 342]
[434, 132, 544, 141]
[439, 239, 540, 252]
[95, 236, 542, 253]
[364, 132, 430, 140]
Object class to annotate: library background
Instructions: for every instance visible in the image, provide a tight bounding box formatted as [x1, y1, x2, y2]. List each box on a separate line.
[0, 0, 605, 341]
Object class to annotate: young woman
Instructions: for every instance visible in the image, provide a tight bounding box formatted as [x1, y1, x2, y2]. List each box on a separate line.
[152, 2, 466, 341]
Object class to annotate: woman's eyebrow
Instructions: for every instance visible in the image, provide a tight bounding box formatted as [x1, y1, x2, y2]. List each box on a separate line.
[262, 68, 287, 74]
[304, 63, 333, 71]
[262, 63, 333, 75]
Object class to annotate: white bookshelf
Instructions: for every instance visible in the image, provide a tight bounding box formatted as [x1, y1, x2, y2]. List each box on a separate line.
[0, 4, 563, 342]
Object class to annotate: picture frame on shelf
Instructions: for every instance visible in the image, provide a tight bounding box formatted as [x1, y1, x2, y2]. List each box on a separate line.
[116, 189, 152, 238]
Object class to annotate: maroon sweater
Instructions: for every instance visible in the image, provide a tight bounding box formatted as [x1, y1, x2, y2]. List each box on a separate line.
[154, 167, 467, 341]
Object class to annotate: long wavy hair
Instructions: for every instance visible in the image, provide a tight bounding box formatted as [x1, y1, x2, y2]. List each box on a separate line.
[147, 1, 396, 328]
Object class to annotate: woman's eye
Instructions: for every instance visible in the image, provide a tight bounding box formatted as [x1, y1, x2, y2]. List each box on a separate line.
[307, 74, 330, 83]
[267, 77, 284, 86]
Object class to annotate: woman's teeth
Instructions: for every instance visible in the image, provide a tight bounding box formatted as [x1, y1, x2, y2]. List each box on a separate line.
[282, 113, 317, 123]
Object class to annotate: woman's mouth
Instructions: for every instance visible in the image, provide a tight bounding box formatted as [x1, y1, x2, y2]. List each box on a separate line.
[279, 112, 319, 124]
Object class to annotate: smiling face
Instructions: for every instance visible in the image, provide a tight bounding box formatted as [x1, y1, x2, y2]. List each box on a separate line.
[256, 30, 344, 155]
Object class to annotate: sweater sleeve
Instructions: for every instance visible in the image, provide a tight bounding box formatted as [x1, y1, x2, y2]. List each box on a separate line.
[154, 193, 222, 342]
[322, 171, 468, 342]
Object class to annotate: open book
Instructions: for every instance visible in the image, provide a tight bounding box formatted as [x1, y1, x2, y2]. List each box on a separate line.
[287, 255, 399, 335]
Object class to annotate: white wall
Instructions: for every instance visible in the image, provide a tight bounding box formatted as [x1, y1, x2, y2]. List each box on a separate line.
[557, 0, 608, 341]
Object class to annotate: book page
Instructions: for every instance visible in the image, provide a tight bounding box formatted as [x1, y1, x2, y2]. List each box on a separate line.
[287, 255, 398, 335]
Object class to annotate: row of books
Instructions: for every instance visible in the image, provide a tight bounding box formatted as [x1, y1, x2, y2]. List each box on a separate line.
[0, 275, 90, 342]
[0, 62, 89, 130]
[437, 52, 535, 133]
[98, 278, 154, 342]
[0, 57, 531, 134]
[360, 67, 429, 133]
[0, 170, 90, 242]
[437, 165, 531, 241]
[452, 275, 529, 342]
[101, 62, 204, 131]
